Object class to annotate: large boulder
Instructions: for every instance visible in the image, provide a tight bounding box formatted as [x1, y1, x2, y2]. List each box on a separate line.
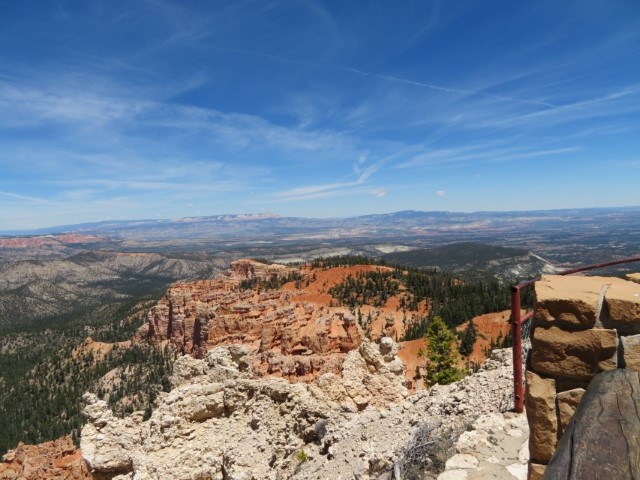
[341, 338, 408, 409]
[81, 393, 139, 474]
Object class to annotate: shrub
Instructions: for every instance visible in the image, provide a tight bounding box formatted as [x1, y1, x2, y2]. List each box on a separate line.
[296, 449, 309, 463]
[393, 419, 459, 479]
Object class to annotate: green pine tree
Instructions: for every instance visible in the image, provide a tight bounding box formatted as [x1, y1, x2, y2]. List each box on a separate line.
[423, 316, 464, 387]
[458, 320, 477, 357]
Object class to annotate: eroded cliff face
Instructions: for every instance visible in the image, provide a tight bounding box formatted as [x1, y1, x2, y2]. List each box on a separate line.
[135, 259, 366, 381]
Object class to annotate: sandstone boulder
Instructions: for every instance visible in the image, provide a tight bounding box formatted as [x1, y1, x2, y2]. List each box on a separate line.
[525, 371, 557, 462]
[170, 354, 207, 387]
[534, 275, 604, 328]
[603, 280, 640, 333]
[556, 388, 585, 434]
[445, 454, 479, 469]
[621, 334, 640, 370]
[315, 372, 360, 411]
[530, 326, 617, 380]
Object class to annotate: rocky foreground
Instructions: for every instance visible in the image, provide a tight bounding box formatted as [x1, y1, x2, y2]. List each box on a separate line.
[73, 344, 514, 480]
[0, 344, 521, 480]
[1, 260, 521, 479]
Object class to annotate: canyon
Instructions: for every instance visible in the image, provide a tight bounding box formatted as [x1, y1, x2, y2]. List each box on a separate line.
[0, 258, 516, 479]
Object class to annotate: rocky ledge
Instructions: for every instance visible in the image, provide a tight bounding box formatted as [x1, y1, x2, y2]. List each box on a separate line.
[79, 344, 516, 480]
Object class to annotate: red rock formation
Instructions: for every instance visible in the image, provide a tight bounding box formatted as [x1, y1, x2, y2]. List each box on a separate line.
[136, 260, 519, 387]
[136, 260, 365, 381]
[0, 436, 98, 480]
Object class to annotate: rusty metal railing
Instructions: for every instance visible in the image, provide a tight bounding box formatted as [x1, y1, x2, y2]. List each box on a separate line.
[510, 256, 640, 413]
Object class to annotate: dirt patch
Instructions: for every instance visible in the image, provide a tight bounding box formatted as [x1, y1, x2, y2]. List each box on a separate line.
[72, 337, 131, 362]
[397, 338, 428, 391]
[458, 310, 513, 364]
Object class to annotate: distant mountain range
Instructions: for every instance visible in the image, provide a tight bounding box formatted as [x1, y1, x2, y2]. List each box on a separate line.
[2, 207, 640, 244]
[1, 207, 639, 278]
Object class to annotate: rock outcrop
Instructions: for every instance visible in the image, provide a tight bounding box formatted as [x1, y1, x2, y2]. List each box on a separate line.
[0, 436, 94, 480]
[136, 260, 364, 381]
[81, 346, 514, 480]
[135, 259, 509, 389]
[525, 273, 640, 478]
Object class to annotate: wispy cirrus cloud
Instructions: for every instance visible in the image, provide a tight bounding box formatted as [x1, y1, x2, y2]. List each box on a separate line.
[344, 67, 557, 108]
[0, 79, 351, 154]
[271, 150, 399, 202]
[397, 145, 582, 169]
[0, 190, 58, 205]
[271, 170, 371, 202]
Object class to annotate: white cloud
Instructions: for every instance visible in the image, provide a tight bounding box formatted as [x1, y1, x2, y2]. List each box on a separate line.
[436, 190, 446, 197]
[370, 189, 386, 198]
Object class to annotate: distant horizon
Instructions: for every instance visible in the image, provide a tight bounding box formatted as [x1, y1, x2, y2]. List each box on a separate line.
[1, 2, 639, 230]
[2, 204, 639, 235]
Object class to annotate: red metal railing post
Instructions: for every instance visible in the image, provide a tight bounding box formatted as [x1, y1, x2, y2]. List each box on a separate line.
[511, 286, 524, 413]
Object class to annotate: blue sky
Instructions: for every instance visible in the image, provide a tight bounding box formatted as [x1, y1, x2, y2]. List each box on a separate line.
[1, 0, 639, 229]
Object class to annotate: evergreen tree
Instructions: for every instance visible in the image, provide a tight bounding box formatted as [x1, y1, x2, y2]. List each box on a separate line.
[458, 320, 477, 356]
[423, 316, 463, 387]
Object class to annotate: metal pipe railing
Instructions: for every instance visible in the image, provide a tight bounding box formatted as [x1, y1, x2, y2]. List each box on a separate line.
[510, 256, 640, 413]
